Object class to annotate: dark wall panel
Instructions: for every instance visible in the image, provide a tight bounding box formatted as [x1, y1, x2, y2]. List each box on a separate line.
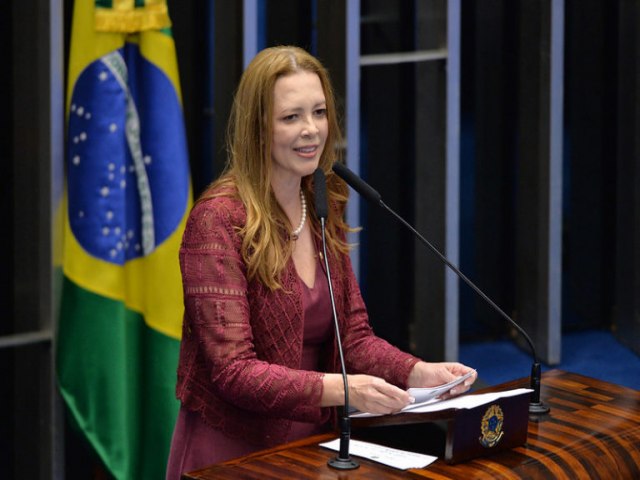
[563, 0, 616, 330]
[615, 0, 640, 354]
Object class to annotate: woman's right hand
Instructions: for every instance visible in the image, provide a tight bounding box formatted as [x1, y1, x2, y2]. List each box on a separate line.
[348, 374, 415, 414]
[321, 373, 414, 414]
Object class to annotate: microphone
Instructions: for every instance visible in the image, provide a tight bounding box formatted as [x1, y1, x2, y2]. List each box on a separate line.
[332, 162, 550, 415]
[314, 168, 329, 219]
[313, 168, 359, 470]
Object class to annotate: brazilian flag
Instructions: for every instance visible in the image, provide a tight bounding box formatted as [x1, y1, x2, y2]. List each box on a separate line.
[57, 1, 191, 478]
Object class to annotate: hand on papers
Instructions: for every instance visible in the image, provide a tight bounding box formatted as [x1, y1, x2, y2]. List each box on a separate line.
[343, 363, 477, 416]
[351, 387, 533, 418]
[347, 374, 414, 415]
[406, 369, 476, 407]
[407, 362, 477, 400]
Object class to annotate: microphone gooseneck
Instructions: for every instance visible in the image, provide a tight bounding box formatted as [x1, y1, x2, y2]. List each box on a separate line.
[332, 162, 550, 415]
[313, 168, 359, 470]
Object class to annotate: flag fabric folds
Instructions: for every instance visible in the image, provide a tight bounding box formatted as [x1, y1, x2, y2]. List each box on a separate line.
[57, 1, 191, 478]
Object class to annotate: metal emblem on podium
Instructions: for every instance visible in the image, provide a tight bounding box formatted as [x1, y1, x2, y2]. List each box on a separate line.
[479, 404, 505, 448]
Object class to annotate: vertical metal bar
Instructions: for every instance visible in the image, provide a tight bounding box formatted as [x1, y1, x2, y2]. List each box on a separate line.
[515, 0, 562, 364]
[346, 0, 361, 277]
[445, 0, 461, 361]
[243, 0, 259, 68]
[547, 0, 564, 364]
[310, 0, 318, 55]
[203, 0, 216, 185]
[50, 0, 65, 476]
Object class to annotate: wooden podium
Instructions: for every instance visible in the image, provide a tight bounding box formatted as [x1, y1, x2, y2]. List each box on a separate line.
[350, 386, 531, 464]
[183, 370, 640, 479]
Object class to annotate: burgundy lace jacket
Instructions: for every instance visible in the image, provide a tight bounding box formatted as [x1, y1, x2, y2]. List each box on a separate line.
[175, 192, 420, 448]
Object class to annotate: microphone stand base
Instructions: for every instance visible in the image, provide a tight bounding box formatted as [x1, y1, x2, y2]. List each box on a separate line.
[328, 457, 360, 470]
[528, 401, 550, 415]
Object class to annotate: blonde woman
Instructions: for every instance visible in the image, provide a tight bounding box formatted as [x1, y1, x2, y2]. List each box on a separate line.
[166, 46, 476, 477]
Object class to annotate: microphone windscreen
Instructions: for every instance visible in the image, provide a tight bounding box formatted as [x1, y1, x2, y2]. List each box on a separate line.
[313, 168, 329, 219]
[332, 162, 382, 204]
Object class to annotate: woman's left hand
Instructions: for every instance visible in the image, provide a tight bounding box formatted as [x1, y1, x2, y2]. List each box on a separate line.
[407, 362, 477, 399]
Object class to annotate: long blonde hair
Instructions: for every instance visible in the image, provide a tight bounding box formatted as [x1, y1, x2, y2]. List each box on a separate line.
[200, 46, 351, 290]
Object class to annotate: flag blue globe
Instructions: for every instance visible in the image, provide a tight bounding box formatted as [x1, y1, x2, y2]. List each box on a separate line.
[67, 44, 189, 265]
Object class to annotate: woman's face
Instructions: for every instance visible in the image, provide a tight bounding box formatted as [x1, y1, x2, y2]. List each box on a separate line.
[270, 71, 328, 187]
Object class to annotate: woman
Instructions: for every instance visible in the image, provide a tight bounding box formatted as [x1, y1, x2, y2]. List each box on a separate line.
[166, 46, 476, 477]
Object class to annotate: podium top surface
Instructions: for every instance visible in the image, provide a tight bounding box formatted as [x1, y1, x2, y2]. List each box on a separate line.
[183, 370, 640, 479]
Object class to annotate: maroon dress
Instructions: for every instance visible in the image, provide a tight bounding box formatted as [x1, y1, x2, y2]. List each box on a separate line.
[165, 258, 333, 479]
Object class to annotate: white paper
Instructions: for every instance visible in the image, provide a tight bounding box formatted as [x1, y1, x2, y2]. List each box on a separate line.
[407, 369, 477, 405]
[351, 387, 533, 418]
[319, 438, 438, 470]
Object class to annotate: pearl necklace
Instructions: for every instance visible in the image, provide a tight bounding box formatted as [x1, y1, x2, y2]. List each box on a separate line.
[291, 189, 307, 241]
